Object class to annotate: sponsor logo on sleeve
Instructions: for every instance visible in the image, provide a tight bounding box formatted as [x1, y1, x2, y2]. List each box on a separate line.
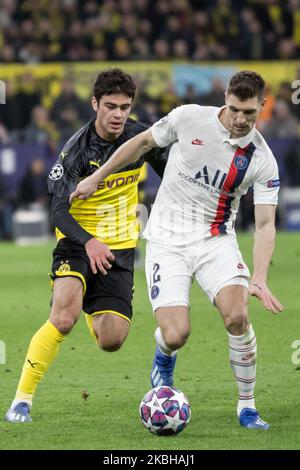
[267, 179, 280, 188]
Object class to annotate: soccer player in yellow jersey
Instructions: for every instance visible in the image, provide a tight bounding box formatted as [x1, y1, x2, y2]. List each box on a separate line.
[5, 68, 167, 423]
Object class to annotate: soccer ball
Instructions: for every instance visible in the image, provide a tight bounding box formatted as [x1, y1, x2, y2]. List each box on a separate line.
[139, 386, 191, 436]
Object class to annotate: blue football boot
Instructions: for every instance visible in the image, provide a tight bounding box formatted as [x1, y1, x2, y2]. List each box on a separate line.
[150, 345, 177, 387]
[239, 408, 269, 430]
[5, 402, 32, 423]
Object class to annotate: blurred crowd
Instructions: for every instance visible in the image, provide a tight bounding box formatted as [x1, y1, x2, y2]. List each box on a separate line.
[0, 0, 300, 62]
[0, 70, 299, 152]
[1, 0, 300, 239]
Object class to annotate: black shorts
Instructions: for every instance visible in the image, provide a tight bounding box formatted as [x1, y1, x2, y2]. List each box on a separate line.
[51, 238, 135, 321]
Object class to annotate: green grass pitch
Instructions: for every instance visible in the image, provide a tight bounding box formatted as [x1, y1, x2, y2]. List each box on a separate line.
[0, 232, 299, 450]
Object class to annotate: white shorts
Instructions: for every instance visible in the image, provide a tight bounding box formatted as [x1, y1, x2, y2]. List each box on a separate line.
[145, 235, 250, 311]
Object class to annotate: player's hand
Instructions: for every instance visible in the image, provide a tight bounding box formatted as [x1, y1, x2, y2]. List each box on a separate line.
[249, 281, 284, 314]
[69, 175, 99, 204]
[85, 238, 115, 275]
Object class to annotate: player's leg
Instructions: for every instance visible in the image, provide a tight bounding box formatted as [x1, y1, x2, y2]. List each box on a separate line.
[215, 284, 269, 429]
[50, 277, 83, 332]
[92, 313, 130, 351]
[155, 306, 191, 353]
[215, 285, 256, 411]
[145, 241, 192, 387]
[5, 277, 83, 423]
[195, 235, 269, 429]
[151, 306, 190, 387]
[84, 248, 134, 351]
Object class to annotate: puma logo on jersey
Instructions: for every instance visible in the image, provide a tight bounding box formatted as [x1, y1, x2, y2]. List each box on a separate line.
[191, 138, 205, 145]
[89, 161, 100, 168]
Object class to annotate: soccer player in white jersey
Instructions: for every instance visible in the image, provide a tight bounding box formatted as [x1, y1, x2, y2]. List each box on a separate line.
[70, 71, 284, 430]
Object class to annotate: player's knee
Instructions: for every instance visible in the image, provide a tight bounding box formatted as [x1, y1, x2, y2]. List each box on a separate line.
[93, 316, 130, 352]
[50, 306, 79, 334]
[50, 297, 81, 334]
[97, 332, 127, 352]
[98, 335, 126, 352]
[224, 312, 248, 335]
[164, 327, 190, 350]
[51, 316, 77, 334]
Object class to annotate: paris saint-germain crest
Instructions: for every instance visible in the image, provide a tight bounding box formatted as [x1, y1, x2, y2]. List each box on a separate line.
[151, 285, 160, 299]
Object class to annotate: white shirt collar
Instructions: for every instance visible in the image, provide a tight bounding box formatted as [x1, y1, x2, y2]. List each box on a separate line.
[214, 106, 256, 148]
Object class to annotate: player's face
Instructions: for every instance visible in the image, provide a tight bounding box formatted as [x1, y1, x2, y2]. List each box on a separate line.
[92, 94, 133, 141]
[223, 93, 264, 138]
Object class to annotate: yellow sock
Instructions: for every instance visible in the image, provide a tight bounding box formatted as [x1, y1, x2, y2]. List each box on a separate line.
[15, 320, 65, 402]
[85, 313, 99, 345]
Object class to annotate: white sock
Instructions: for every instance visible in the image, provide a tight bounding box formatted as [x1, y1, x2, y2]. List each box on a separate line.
[228, 324, 257, 416]
[154, 327, 177, 356]
[11, 398, 32, 409]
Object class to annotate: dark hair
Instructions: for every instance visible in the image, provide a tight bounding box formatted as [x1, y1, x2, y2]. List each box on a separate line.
[93, 68, 136, 104]
[227, 70, 265, 102]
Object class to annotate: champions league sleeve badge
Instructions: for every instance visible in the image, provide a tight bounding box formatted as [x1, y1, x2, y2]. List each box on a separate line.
[49, 164, 64, 181]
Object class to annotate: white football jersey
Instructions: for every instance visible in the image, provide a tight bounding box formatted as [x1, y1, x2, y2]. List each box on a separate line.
[143, 104, 279, 246]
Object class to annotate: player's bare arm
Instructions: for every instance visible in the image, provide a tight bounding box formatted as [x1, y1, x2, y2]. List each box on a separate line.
[249, 204, 284, 314]
[69, 129, 157, 203]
